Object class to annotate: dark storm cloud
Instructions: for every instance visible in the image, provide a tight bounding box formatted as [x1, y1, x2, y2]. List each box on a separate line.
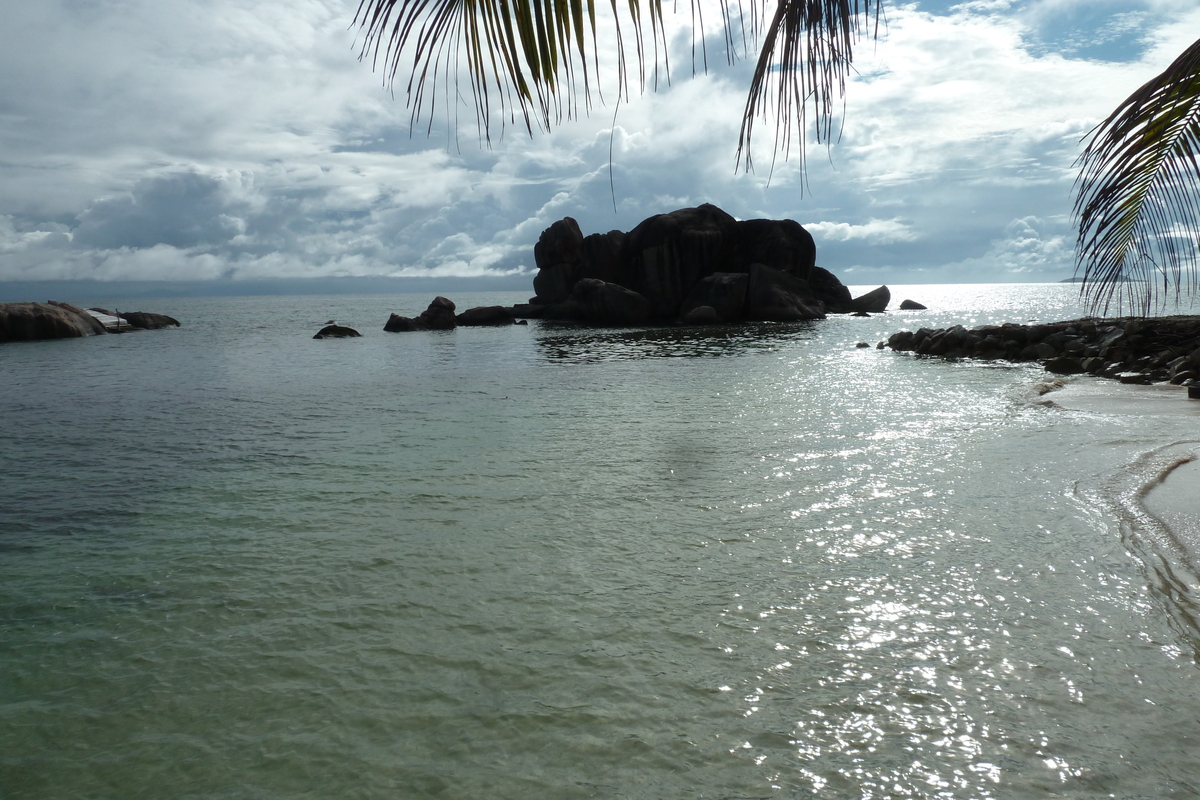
[73, 171, 247, 250]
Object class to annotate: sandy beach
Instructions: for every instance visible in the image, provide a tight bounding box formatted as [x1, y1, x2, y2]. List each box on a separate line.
[1048, 378, 1200, 549]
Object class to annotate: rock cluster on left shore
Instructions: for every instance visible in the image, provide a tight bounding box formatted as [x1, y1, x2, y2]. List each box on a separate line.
[0, 301, 180, 344]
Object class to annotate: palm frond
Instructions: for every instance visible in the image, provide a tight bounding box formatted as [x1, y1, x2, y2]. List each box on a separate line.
[353, 0, 882, 162]
[353, 0, 669, 143]
[736, 0, 881, 178]
[1074, 37, 1200, 315]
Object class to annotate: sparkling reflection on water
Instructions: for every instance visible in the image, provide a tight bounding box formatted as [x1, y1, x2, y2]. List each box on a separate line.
[3, 286, 1200, 798]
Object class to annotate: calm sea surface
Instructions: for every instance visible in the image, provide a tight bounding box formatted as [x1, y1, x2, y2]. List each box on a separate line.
[4, 284, 1200, 798]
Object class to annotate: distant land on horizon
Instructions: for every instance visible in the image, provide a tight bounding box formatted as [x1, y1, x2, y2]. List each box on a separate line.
[0, 275, 1075, 304]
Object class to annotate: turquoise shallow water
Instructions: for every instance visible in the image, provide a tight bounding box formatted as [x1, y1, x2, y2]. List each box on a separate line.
[4, 285, 1200, 798]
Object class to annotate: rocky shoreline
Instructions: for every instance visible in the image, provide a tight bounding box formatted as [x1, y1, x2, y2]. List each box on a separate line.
[886, 316, 1200, 387]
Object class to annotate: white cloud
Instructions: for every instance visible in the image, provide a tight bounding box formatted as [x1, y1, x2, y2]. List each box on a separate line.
[805, 219, 919, 243]
[1, 1, 1199, 288]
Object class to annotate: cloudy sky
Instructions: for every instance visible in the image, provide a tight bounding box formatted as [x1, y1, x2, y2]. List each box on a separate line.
[2, 0, 1198, 294]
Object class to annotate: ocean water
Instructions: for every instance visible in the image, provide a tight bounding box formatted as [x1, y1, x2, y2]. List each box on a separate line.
[3, 283, 1200, 799]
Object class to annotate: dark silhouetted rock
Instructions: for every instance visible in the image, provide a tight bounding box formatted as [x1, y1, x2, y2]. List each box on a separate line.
[679, 271, 749, 323]
[623, 204, 741, 318]
[808, 266, 854, 311]
[313, 325, 362, 339]
[571, 278, 651, 326]
[0, 301, 107, 343]
[530, 204, 840, 322]
[509, 304, 547, 319]
[900, 299, 927, 310]
[745, 264, 825, 322]
[457, 306, 515, 326]
[580, 230, 626, 286]
[735, 218, 816, 277]
[1043, 356, 1084, 374]
[538, 300, 585, 321]
[679, 305, 723, 325]
[384, 313, 420, 332]
[384, 297, 460, 332]
[850, 286, 891, 313]
[418, 296, 457, 330]
[121, 311, 181, 329]
[532, 218, 586, 304]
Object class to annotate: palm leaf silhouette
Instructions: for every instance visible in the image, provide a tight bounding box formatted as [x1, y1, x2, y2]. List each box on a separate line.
[1074, 38, 1200, 314]
[353, 0, 882, 165]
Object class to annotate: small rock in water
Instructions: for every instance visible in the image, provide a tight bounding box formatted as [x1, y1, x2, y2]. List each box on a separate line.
[855, 342, 870, 348]
[1189, 385, 1200, 400]
[900, 299, 927, 310]
[313, 324, 361, 339]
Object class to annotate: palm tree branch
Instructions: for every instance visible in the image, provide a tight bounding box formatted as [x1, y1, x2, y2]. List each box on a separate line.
[1074, 36, 1200, 314]
[354, 0, 881, 158]
[735, 0, 882, 181]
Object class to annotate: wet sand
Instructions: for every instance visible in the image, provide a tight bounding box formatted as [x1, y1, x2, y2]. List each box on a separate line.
[1047, 378, 1200, 548]
[1046, 379, 1200, 418]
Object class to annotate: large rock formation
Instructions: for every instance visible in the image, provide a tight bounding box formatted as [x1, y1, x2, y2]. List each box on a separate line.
[0, 301, 107, 343]
[525, 203, 886, 326]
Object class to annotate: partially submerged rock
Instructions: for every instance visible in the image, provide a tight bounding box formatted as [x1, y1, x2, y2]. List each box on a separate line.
[119, 311, 180, 330]
[88, 308, 181, 330]
[0, 301, 107, 343]
[384, 297, 458, 332]
[384, 313, 420, 332]
[849, 285, 891, 313]
[900, 299, 927, 310]
[456, 306, 515, 326]
[418, 296, 457, 330]
[313, 324, 362, 339]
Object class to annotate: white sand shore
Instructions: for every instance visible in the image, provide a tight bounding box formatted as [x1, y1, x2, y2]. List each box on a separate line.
[1047, 379, 1200, 418]
[1144, 458, 1200, 554]
[1047, 378, 1200, 548]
